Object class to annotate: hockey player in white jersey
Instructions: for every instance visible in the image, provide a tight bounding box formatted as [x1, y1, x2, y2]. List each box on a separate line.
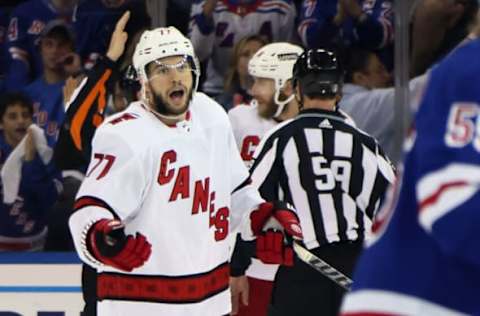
[68, 26, 303, 316]
[228, 42, 303, 316]
[229, 42, 303, 166]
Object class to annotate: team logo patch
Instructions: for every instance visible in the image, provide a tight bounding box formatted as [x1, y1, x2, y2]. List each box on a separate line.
[27, 20, 45, 35]
[319, 119, 333, 129]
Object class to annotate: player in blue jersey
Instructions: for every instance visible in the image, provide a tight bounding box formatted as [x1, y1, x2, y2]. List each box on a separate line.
[341, 36, 480, 316]
[298, 0, 393, 70]
[0, 92, 61, 251]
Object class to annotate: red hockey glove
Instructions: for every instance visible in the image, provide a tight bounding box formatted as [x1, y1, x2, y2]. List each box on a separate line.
[87, 219, 151, 272]
[250, 201, 303, 266]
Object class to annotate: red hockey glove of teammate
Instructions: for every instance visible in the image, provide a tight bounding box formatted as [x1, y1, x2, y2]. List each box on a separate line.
[87, 219, 152, 272]
[250, 201, 303, 266]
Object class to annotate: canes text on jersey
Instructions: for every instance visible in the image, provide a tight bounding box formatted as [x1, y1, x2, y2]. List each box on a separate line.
[158, 150, 229, 241]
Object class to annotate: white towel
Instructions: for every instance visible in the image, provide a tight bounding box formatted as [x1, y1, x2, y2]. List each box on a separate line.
[1, 124, 53, 204]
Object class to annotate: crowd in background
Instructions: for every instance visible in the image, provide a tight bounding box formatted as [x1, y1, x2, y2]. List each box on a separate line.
[0, 0, 478, 252]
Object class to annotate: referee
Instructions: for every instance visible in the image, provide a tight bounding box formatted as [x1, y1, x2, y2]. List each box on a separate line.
[249, 49, 395, 316]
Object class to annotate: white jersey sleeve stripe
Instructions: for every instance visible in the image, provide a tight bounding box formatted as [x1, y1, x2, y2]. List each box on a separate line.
[251, 139, 279, 189]
[284, 138, 320, 250]
[304, 128, 323, 154]
[417, 164, 480, 231]
[334, 130, 353, 158]
[343, 193, 359, 241]
[355, 145, 378, 212]
[319, 193, 341, 243]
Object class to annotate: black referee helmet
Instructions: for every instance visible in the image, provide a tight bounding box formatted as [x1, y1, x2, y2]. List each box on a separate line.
[293, 48, 343, 99]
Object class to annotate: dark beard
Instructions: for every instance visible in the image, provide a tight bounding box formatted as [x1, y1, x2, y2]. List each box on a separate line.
[257, 99, 278, 119]
[150, 87, 193, 117]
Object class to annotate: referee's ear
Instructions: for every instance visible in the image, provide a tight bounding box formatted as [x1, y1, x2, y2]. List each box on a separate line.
[335, 93, 342, 103]
[294, 85, 302, 103]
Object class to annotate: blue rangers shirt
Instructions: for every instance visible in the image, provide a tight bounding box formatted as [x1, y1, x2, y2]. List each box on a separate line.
[298, 0, 393, 69]
[0, 8, 8, 93]
[189, 0, 296, 96]
[24, 78, 65, 147]
[341, 38, 480, 316]
[5, 0, 114, 91]
[0, 132, 60, 250]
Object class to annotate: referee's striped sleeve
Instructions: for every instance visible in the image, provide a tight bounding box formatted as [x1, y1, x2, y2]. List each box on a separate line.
[249, 134, 282, 201]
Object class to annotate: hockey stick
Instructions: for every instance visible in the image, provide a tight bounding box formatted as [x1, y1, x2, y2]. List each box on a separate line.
[292, 241, 353, 291]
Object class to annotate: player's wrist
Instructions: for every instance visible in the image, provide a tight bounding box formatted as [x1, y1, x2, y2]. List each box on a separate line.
[87, 219, 126, 261]
[250, 201, 303, 240]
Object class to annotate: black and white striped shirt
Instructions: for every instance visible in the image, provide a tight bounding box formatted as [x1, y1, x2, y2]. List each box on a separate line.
[250, 108, 395, 250]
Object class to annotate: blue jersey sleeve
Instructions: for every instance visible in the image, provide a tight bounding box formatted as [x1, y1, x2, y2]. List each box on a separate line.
[414, 40, 480, 268]
[4, 8, 32, 91]
[0, 9, 8, 94]
[355, 0, 393, 49]
[0, 146, 60, 238]
[297, 0, 340, 48]
[190, 0, 215, 35]
[20, 154, 60, 206]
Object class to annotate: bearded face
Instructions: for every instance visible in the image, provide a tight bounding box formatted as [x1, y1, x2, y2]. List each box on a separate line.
[251, 77, 278, 118]
[145, 56, 194, 117]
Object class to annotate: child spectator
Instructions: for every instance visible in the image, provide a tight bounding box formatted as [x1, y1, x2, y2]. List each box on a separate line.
[0, 92, 60, 251]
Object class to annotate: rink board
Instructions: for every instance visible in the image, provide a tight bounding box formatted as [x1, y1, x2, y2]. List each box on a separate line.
[0, 252, 83, 316]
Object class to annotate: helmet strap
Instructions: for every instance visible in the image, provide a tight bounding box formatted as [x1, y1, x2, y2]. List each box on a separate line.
[273, 82, 296, 118]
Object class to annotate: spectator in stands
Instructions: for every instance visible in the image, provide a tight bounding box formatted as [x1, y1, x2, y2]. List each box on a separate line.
[75, 0, 148, 69]
[216, 34, 268, 111]
[0, 92, 60, 251]
[167, 0, 193, 33]
[0, 8, 8, 94]
[340, 7, 480, 162]
[23, 19, 81, 147]
[4, 0, 80, 91]
[343, 47, 391, 91]
[339, 71, 426, 162]
[189, 0, 297, 97]
[4, 0, 132, 91]
[410, 0, 478, 77]
[297, 0, 394, 70]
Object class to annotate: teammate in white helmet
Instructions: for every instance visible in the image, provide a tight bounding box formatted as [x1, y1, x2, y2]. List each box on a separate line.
[229, 42, 304, 166]
[68, 23, 303, 316]
[228, 42, 303, 316]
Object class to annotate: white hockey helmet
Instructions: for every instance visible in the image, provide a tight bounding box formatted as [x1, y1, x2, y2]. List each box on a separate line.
[248, 42, 304, 117]
[133, 26, 200, 95]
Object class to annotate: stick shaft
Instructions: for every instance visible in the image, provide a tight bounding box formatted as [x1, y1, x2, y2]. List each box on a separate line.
[293, 242, 353, 291]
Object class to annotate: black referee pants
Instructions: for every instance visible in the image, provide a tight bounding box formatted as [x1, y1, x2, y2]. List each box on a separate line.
[268, 240, 363, 316]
